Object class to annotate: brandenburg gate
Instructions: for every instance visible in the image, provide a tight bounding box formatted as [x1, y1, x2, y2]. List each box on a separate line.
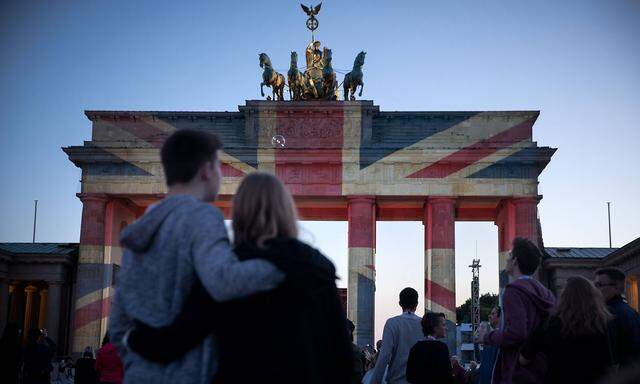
[64, 100, 555, 350]
[63, 3, 554, 352]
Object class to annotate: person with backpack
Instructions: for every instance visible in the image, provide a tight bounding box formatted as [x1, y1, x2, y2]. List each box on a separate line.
[477, 238, 555, 383]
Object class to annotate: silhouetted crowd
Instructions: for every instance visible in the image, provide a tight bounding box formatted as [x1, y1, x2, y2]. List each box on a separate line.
[1, 129, 638, 383]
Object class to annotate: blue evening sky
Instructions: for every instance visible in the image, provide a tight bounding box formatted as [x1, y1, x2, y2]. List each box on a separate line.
[2, 1, 639, 339]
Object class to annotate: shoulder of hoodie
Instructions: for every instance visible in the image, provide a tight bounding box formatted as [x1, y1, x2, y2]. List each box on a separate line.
[179, 200, 226, 232]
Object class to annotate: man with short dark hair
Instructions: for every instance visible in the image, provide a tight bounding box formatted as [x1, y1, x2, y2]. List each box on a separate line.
[370, 288, 423, 384]
[109, 129, 283, 383]
[595, 267, 640, 365]
[478, 238, 555, 384]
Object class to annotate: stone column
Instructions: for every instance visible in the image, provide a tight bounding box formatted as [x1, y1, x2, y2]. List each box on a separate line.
[38, 289, 48, 329]
[347, 196, 376, 347]
[72, 194, 108, 353]
[0, 279, 8, 332]
[513, 197, 539, 241]
[496, 200, 515, 292]
[46, 282, 63, 346]
[23, 285, 38, 340]
[8, 284, 21, 323]
[496, 197, 540, 292]
[424, 197, 457, 322]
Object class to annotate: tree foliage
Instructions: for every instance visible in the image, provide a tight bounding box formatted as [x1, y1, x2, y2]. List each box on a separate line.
[455, 293, 499, 324]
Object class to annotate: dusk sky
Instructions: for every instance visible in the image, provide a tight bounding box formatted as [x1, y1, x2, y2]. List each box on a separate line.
[2, 0, 639, 340]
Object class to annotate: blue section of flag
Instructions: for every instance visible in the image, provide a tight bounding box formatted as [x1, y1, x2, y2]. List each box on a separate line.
[87, 148, 152, 176]
[466, 147, 549, 179]
[159, 117, 259, 169]
[360, 112, 478, 169]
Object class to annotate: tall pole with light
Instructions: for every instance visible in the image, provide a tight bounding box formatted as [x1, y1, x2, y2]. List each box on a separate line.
[32, 200, 38, 243]
[607, 201, 612, 247]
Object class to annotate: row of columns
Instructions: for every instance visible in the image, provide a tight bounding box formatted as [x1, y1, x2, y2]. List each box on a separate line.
[74, 193, 537, 350]
[5, 282, 63, 344]
[347, 196, 539, 346]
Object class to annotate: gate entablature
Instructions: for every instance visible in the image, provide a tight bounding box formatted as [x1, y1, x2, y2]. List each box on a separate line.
[66, 101, 554, 198]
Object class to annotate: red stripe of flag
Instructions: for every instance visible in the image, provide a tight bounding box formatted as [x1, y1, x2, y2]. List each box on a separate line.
[408, 117, 534, 179]
[73, 297, 110, 329]
[425, 278, 457, 312]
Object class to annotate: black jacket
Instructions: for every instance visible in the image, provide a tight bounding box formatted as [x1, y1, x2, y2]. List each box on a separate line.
[74, 357, 98, 384]
[520, 316, 614, 384]
[406, 339, 453, 384]
[129, 237, 353, 384]
[607, 295, 640, 365]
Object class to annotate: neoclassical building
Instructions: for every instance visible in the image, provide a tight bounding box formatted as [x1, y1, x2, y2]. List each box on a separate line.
[0, 243, 77, 354]
[543, 236, 640, 309]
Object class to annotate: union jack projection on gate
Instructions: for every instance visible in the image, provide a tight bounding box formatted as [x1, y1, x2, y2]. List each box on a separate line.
[73, 101, 554, 196]
[65, 100, 554, 349]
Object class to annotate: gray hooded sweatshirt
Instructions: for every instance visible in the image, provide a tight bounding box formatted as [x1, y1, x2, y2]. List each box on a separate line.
[109, 195, 283, 384]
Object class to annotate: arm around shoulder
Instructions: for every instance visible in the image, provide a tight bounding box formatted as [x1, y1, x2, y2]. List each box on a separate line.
[189, 206, 284, 301]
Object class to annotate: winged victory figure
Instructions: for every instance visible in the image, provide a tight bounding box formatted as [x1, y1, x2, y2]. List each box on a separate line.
[300, 3, 322, 16]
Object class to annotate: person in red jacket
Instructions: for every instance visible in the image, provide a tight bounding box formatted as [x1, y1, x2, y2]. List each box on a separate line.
[95, 333, 123, 384]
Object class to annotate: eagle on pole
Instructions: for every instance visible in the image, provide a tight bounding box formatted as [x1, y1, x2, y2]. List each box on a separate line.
[300, 3, 322, 17]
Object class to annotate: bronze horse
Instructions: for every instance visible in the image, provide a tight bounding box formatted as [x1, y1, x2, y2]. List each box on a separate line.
[259, 53, 285, 101]
[288, 52, 305, 101]
[322, 47, 338, 100]
[343, 51, 366, 100]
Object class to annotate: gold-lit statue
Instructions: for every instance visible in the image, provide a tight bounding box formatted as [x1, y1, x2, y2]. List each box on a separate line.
[258, 3, 366, 101]
[322, 48, 338, 100]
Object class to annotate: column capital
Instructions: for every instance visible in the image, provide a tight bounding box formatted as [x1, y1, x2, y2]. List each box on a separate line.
[347, 195, 376, 204]
[24, 285, 38, 294]
[39, 288, 48, 296]
[427, 196, 457, 205]
[512, 196, 541, 205]
[78, 193, 110, 204]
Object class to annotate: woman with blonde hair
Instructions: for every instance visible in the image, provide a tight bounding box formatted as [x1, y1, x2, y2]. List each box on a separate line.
[519, 275, 615, 384]
[127, 172, 353, 383]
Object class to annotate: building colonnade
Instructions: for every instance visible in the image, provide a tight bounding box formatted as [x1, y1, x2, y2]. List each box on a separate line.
[2, 280, 64, 344]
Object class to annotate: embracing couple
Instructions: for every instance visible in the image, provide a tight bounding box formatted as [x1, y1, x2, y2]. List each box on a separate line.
[109, 129, 353, 384]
